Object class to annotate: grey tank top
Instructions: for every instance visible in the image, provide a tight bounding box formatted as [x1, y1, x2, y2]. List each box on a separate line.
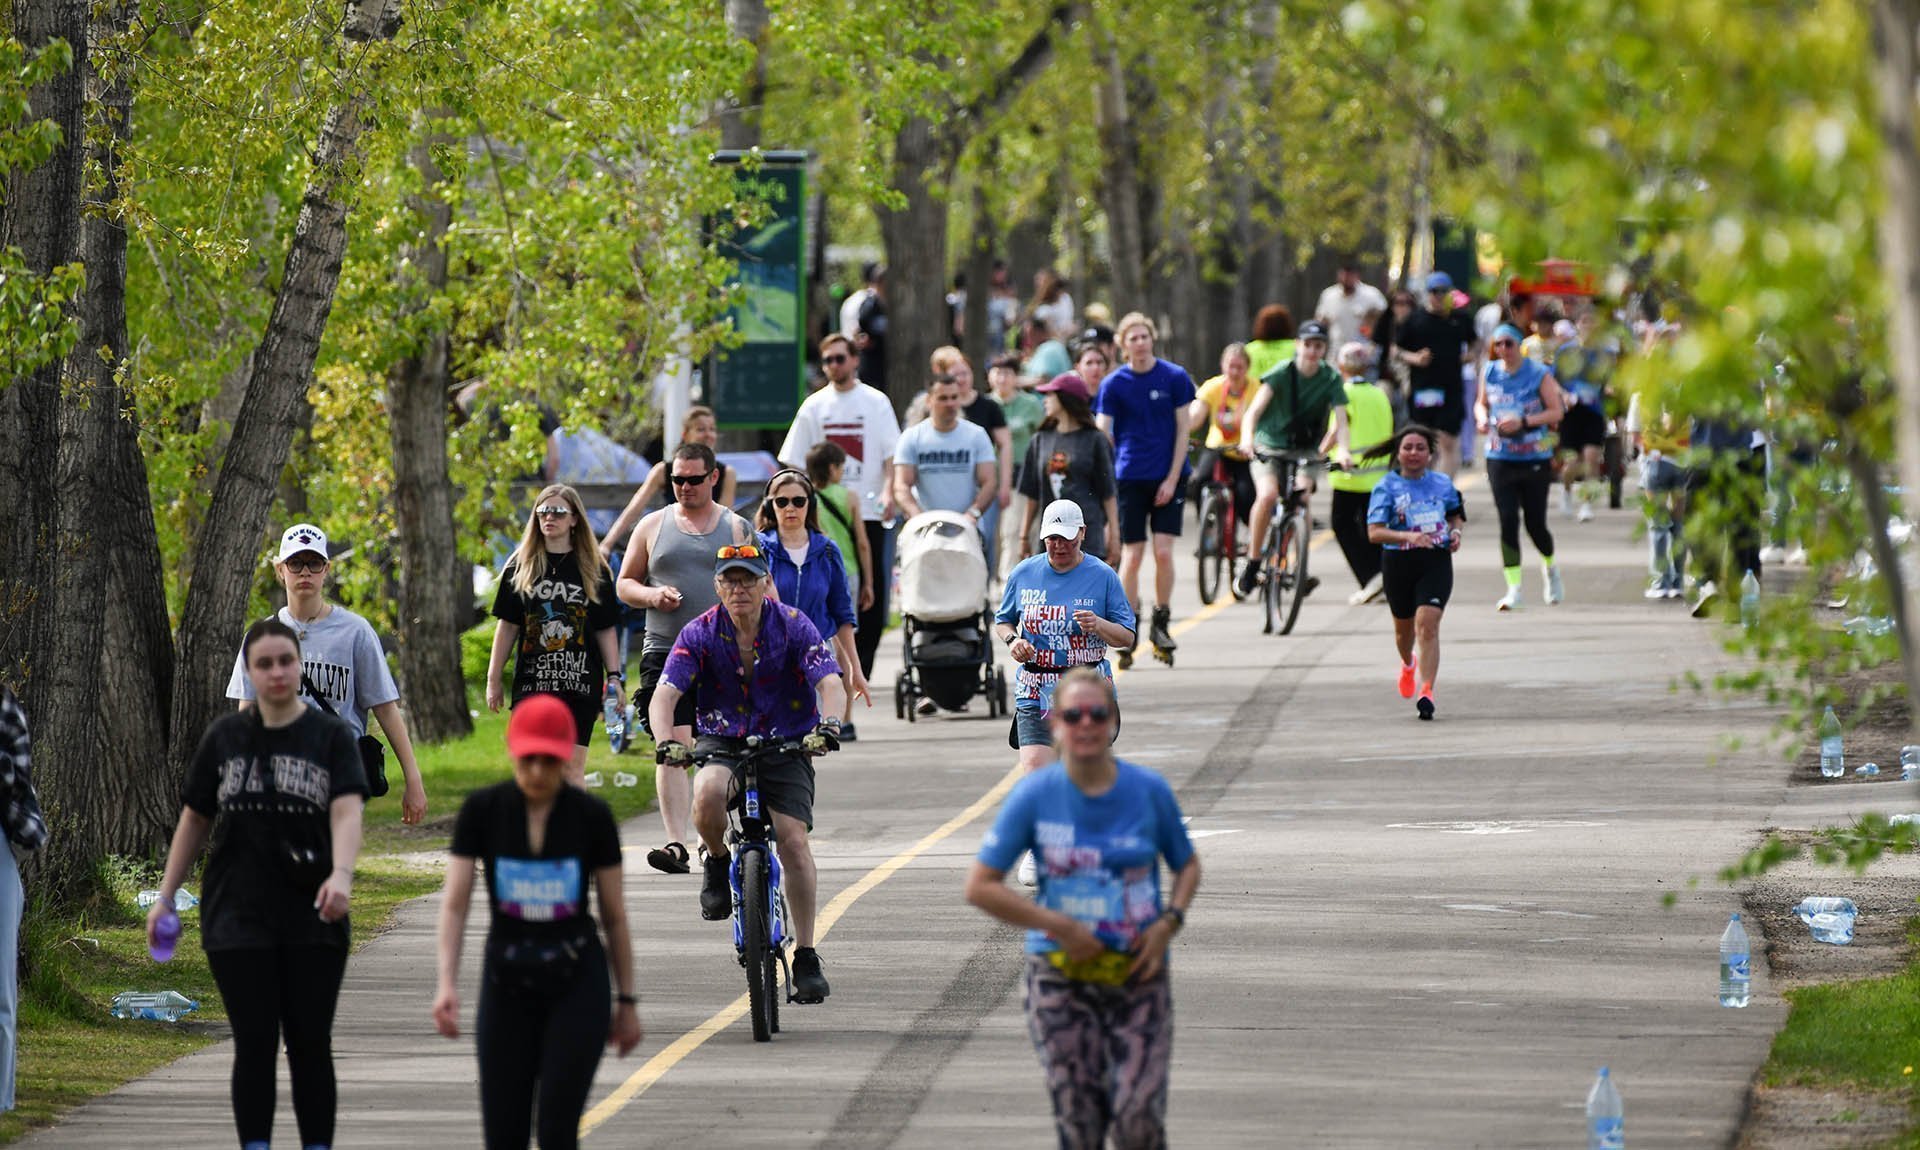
[644, 507, 745, 648]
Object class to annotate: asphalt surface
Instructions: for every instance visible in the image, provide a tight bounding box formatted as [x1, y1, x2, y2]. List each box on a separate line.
[27, 489, 1788, 1148]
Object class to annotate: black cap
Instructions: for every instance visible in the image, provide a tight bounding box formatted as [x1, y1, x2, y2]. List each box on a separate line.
[1298, 321, 1330, 343]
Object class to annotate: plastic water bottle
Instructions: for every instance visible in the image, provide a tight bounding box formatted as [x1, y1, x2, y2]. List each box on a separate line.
[1720, 913, 1751, 1008]
[612, 771, 638, 788]
[1585, 1066, 1624, 1149]
[603, 683, 624, 740]
[136, 888, 196, 911]
[149, 905, 180, 963]
[1793, 897, 1858, 944]
[583, 771, 604, 788]
[1901, 746, 1919, 781]
[1858, 762, 1880, 777]
[1819, 706, 1844, 778]
[1740, 570, 1760, 628]
[109, 990, 198, 1021]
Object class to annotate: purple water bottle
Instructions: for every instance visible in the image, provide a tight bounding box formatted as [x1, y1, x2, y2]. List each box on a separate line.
[150, 900, 180, 963]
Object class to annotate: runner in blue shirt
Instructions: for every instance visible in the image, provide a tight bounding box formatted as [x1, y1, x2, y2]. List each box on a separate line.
[964, 669, 1201, 1150]
[1367, 426, 1466, 720]
[1476, 323, 1565, 610]
[1093, 312, 1194, 667]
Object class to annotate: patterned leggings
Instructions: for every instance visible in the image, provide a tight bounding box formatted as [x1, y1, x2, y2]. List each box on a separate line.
[1024, 957, 1174, 1150]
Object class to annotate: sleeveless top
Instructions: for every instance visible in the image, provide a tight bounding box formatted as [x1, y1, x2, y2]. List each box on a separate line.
[1484, 357, 1553, 462]
[643, 506, 746, 649]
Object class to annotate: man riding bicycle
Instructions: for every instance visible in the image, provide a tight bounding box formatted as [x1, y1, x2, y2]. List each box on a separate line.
[649, 544, 847, 1003]
[1236, 321, 1353, 600]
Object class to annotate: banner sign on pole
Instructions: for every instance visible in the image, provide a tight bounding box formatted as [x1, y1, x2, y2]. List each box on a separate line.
[708, 152, 807, 429]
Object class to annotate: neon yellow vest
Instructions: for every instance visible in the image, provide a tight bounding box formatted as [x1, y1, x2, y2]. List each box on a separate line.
[1330, 380, 1394, 493]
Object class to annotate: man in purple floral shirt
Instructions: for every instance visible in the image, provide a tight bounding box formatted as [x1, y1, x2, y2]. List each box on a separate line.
[649, 543, 846, 1003]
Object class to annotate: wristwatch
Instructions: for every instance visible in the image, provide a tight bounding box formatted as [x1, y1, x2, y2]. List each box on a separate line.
[1162, 906, 1186, 932]
[1000, 630, 1017, 646]
[616, 993, 638, 1006]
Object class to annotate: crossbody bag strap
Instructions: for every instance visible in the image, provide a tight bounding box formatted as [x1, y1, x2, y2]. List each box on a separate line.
[299, 671, 339, 718]
[819, 488, 855, 535]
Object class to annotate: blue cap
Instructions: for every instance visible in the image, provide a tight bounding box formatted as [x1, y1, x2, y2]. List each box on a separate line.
[1425, 271, 1454, 293]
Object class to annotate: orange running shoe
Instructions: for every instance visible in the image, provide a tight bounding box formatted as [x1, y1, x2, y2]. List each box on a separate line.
[1397, 663, 1417, 699]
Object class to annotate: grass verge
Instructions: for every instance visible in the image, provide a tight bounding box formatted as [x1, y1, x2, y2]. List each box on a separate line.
[0, 699, 658, 1144]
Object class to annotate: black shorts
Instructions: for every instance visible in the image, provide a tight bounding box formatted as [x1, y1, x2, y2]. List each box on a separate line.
[513, 693, 597, 749]
[1410, 403, 1464, 435]
[636, 645, 697, 736]
[693, 735, 817, 830]
[1115, 479, 1185, 544]
[1559, 403, 1607, 451]
[1381, 548, 1454, 618]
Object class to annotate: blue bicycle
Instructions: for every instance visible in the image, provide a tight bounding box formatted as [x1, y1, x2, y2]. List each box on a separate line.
[694, 736, 816, 1042]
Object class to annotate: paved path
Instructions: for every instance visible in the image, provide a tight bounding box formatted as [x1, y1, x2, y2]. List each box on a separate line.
[28, 491, 1787, 1148]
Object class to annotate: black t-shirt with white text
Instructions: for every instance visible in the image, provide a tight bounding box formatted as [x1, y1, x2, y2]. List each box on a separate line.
[450, 781, 623, 950]
[1395, 308, 1477, 413]
[491, 550, 622, 706]
[182, 709, 369, 951]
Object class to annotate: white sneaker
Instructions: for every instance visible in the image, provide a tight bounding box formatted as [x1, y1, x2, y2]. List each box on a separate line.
[1644, 580, 1669, 600]
[1348, 573, 1385, 606]
[1759, 544, 1787, 565]
[1785, 546, 1809, 567]
[1544, 564, 1565, 605]
[1576, 502, 1595, 523]
[1496, 587, 1524, 612]
[1016, 851, 1037, 887]
[915, 697, 938, 717]
[1558, 488, 1574, 516]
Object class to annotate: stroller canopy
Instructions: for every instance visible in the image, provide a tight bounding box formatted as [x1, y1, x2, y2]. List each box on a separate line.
[897, 510, 989, 623]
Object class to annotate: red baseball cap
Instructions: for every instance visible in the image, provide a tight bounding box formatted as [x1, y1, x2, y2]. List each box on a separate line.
[1037, 372, 1091, 400]
[507, 694, 578, 761]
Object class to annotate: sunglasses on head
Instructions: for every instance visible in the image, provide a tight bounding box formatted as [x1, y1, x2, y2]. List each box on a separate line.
[671, 471, 713, 486]
[1056, 704, 1112, 725]
[770, 495, 811, 509]
[821, 354, 849, 365]
[716, 544, 763, 560]
[535, 505, 572, 518]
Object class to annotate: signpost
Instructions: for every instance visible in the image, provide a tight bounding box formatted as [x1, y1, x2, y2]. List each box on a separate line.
[708, 150, 808, 429]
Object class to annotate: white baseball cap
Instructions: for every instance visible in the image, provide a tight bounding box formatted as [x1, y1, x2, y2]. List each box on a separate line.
[275, 523, 329, 564]
[1038, 500, 1086, 541]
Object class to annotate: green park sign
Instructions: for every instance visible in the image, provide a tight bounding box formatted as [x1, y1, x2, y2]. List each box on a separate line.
[708, 152, 808, 429]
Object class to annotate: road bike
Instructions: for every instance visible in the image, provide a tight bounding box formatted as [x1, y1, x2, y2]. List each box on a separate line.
[692, 735, 822, 1042]
[1248, 449, 1331, 636]
[1194, 454, 1251, 605]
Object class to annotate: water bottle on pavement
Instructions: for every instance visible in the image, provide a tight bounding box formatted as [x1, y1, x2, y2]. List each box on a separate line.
[1739, 570, 1760, 628]
[1792, 897, 1858, 944]
[1585, 1066, 1624, 1149]
[109, 990, 198, 1021]
[603, 683, 625, 740]
[1901, 746, 1919, 781]
[1818, 706, 1844, 778]
[1858, 762, 1880, 776]
[1720, 913, 1751, 1008]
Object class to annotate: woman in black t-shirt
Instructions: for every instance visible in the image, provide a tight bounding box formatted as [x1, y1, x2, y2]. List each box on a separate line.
[150, 617, 368, 1150]
[434, 695, 641, 1150]
[486, 484, 623, 785]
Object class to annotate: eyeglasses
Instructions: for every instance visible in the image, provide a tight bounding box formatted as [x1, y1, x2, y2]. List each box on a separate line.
[821, 354, 849, 365]
[671, 472, 713, 486]
[770, 495, 811, 509]
[718, 578, 761, 592]
[716, 544, 763, 560]
[535, 506, 572, 518]
[285, 559, 327, 574]
[1056, 705, 1112, 725]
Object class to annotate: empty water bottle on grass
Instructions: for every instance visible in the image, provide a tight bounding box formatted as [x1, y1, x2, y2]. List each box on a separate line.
[1720, 914, 1751, 1008]
[110, 991, 197, 1022]
[583, 771, 604, 788]
[1792, 897, 1858, 944]
[1819, 706, 1845, 778]
[135, 888, 196, 911]
[1586, 1066, 1624, 1149]
[1858, 762, 1881, 777]
[612, 771, 638, 788]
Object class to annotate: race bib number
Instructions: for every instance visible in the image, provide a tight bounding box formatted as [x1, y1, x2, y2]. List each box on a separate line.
[495, 857, 582, 922]
[1412, 389, 1446, 409]
[1041, 874, 1124, 926]
[1410, 505, 1445, 539]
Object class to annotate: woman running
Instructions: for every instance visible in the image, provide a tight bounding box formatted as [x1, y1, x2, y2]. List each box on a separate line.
[1476, 323, 1566, 610]
[599, 405, 739, 551]
[227, 523, 427, 823]
[964, 668, 1201, 1150]
[1366, 426, 1466, 720]
[157, 617, 366, 1150]
[757, 467, 872, 725]
[486, 485, 624, 785]
[433, 695, 642, 1150]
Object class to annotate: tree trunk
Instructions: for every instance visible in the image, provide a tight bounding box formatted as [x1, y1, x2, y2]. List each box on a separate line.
[877, 114, 949, 412]
[962, 171, 995, 371]
[168, 1, 402, 778]
[387, 134, 471, 744]
[1871, 0, 1920, 723]
[1092, 21, 1145, 314]
[719, 0, 768, 151]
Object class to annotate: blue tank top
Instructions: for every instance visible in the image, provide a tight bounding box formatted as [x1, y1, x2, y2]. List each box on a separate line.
[1484, 358, 1553, 462]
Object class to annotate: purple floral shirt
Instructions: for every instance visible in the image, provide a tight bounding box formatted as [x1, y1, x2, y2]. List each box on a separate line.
[662, 600, 841, 738]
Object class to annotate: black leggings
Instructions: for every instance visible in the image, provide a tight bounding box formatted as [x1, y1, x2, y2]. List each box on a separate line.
[1487, 459, 1555, 567]
[1188, 448, 1255, 527]
[854, 518, 891, 678]
[1330, 488, 1382, 586]
[476, 949, 610, 1150]
[207, 944, 349, 1148]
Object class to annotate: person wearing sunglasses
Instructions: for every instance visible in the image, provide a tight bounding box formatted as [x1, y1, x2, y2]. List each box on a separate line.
[617, 443, 753, 876]
[756, 469, 871, 738]
[227, 523, 428, 824]
[486, 485, 624, 784]
[964, 668, 1200, 1150]
[1477, 322, 1567, 610]
[597, 405, 737, 553]
[649, 545, 846, 1003]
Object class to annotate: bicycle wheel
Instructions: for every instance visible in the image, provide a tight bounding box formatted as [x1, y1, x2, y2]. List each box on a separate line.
[741, 850, 773, 1042]
[1196, 489, 1224, 604]
[1261, 518, 1283, 634]
[1278, 510, 1311, 635]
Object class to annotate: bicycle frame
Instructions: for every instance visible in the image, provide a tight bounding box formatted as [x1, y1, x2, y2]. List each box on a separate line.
[726, 749, 790, 956]
[1207, 456, 1243, 554]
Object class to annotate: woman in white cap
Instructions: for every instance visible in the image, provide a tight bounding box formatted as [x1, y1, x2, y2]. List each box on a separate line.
[993, 499, 1136, 884]
[227, 523, 428, 823]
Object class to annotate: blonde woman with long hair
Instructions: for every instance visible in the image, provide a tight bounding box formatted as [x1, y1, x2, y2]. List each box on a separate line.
[486, 484, 624, 783]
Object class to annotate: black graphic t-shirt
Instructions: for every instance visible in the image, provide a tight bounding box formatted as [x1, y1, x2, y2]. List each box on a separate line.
[182, 709, 369, 951]
[492, 550, 621, 706]
[450, 781, 623, 948]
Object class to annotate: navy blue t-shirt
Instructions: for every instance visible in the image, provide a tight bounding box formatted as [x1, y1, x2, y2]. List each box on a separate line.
[1095, 359, 1196, 482]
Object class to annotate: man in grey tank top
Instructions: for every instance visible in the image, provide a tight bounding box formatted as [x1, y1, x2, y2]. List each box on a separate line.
[617, 443, 751, 874]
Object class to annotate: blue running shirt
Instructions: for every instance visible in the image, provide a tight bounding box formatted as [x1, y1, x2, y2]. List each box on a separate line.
[1484, 357, 1554, 461]
[995, 554, 1135, 713]
[1367, 470, 1465, 551]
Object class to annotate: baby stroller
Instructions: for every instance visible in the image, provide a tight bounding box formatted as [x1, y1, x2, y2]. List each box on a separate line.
[893, 510, 1008, 721]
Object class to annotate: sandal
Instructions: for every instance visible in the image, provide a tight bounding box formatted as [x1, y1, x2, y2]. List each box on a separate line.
[646, 841, 691, 875]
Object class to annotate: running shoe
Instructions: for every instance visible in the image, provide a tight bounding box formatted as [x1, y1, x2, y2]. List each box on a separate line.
[1398, 662, 1417, 699]
[1235, 562, 1261, 599]
[791, 947, 831, 1004]
[1644, 580, 1669, 600]
[915, 696, 938, 717]
[1691, 579, 1718, 618]
[1349, 573, 1386, 606]
[646, 840, 691, 875]
[699, 853, 731, 921]
[1544, 563, 1564, 605]
[1300, 575, 1321, 599]
[1016, 850, 1038, 887]
[1663, 583, 1685, 600]
[1576, 502, 1595, 523]
[1496, 587, 1524, 612]
[838, 722, 858, 743]
[1558, 487, 1574, 516]
[1416, 687, 1435, 721]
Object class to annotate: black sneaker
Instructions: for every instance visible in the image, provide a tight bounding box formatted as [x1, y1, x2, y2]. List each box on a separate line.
[838, 722, 858, 743]
[1300, 575, 1321, 599]
[1235, 563, 1260, 598]
[791, 947, 830, 1003]
[700, 854, 731, 920]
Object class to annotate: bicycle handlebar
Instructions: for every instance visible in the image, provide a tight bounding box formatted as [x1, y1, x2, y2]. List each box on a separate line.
[685, 736, 819, 767]
[1248, 448, 1346, 471]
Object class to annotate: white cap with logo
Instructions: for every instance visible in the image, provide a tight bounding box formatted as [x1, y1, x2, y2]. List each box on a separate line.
[1038, 500, 1086, 541]
[275, 523, 329, 563]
